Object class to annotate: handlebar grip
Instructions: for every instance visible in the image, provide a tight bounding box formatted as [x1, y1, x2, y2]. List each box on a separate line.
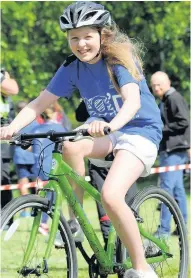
[81, 127, 111, 137]
[103, 127, 111, 135]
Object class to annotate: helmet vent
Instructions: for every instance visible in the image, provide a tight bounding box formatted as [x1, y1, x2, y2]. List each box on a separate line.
[77, 10, 82, 20]
[60, 16, 69, 24]
[97, 14, 105, 21]
[82, 11, 97, 21]
[70, 11, 74, 23]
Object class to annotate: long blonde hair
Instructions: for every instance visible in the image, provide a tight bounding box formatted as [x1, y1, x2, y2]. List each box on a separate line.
[100, 25, 144, 93]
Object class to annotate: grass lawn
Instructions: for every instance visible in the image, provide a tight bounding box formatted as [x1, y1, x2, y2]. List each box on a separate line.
[1, 183, 190, 278]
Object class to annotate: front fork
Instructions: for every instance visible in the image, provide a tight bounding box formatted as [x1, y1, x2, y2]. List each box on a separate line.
[20, 180, 63, 273]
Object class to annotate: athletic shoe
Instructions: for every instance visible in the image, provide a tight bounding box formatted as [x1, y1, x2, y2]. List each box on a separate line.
[67, 219, 84, 242]
[54, 231, 65, 248]
[2, 219, 13, 231]
[3, 224, 10, 231]
[153, 225, 169, 240]
[153, 230, 169, 240]
[124, 264, 158, 278]
[54, 219, 84, 248]
[38, 224, 49, 236]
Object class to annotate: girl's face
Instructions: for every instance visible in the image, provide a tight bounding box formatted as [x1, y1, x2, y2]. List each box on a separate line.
[68, 26, 101, 64]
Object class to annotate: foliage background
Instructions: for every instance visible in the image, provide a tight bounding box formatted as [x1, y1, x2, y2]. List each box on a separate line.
[1, 1, 190, 118]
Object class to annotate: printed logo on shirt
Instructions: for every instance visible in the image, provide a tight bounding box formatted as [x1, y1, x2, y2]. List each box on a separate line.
[84, 93, 120, 117]
[83, 93, 140, 120]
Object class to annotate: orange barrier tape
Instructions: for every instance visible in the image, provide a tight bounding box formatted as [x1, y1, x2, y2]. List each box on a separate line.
[1, 164, 190, 191]
[150, 163, 191, 174]
[1, 181, 48, 191]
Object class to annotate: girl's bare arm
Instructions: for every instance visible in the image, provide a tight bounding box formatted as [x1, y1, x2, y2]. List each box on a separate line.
[110, 83, 141, 131]
[0, 90, 59, 139]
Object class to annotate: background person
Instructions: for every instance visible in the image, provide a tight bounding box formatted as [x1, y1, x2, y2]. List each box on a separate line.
[52, 100, 72, 131]
[0, 2, 163, 277]
[36, 99, 72, 130]
[1, 68, 19, 229]
[32, 104, 68, 236]
[151, 71, 190, 237]
[13, 101, 39, 217]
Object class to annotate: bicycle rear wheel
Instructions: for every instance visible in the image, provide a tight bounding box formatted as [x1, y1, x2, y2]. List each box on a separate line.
[116, 187, 189, 278]
[1, 194, 78, 278]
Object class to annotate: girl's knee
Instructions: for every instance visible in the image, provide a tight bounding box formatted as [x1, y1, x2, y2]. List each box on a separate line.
[101, 189, 122, 211]
[63, 141, 83, 156]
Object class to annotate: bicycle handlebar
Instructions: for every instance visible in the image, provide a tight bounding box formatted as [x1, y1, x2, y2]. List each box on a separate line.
[10, 127, 111, 145]
[20, 130, 79, 140]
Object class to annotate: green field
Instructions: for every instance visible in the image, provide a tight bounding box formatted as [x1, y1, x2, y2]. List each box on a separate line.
[1, 186, 190, 278]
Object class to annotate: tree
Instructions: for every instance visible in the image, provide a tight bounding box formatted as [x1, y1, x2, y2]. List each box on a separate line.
[1, 2, 70, 99]
[1, 1, 190, 104]
[104, 1, 190, 101]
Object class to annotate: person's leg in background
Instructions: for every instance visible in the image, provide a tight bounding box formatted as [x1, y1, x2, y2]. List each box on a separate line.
[158, 151, 188, 236]
[16, 164, 36, 217]
[1, 158, 12, 208]
[38, 191, 52, 236]
[17, 164, 36, 195]
[18, 174, 30, 217]
[19, 178, 30, 195]
[1, 158, 13, 228]
[173, 151, 188, 226]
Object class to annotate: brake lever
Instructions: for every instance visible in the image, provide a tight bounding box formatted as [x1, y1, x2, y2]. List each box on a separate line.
[9, 133, 32, 149]
[21, 140, 32, 150]
[9, 133, 21, 145]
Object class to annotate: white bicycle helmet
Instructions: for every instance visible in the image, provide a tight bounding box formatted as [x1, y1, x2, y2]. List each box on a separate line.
[60, 1, 112, 32]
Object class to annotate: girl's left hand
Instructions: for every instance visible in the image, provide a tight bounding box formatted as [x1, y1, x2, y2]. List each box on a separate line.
[87, 121, 112, 137]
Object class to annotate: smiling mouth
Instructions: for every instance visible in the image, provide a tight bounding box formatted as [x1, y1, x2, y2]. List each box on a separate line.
[78, 50, 90, 55]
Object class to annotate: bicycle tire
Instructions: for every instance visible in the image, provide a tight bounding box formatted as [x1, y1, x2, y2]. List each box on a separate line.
[1, 194, 78, 278]
[116, 186, 189, 278]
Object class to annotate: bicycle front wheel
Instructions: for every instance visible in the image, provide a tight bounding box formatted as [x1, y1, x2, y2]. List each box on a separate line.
[1, 194, 78, 278]
[117, 187, 189, 278]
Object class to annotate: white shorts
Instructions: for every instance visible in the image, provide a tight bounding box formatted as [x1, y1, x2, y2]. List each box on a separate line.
[82, 117, 158, 177]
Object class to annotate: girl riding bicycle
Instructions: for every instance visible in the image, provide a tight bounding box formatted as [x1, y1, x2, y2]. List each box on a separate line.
[0, 2, 163, 277]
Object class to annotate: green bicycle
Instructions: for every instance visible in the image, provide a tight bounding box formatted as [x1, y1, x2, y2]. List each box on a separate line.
[1, 130, 189, 277]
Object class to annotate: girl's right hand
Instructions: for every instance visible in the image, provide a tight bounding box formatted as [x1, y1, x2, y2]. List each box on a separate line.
[0, 125, 16, 140]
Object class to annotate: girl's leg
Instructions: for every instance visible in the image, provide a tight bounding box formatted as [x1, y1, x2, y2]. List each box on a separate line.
[101, 150, 149, 271]
[62, 136, 113, 219]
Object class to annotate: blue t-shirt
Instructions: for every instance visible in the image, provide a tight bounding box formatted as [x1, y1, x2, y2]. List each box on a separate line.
[13, 120, 39, 165]
[47, 58, 163, 148]
[32, 121, 66, 181]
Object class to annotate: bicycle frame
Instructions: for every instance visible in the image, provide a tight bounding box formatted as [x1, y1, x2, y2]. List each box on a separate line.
[21, 150, 170, 274]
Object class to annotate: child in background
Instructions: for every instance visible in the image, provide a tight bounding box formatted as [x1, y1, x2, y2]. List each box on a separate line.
[13, 101, 38, 217]
[32, 103, 67, 235]
[53, 100, 72, 131]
